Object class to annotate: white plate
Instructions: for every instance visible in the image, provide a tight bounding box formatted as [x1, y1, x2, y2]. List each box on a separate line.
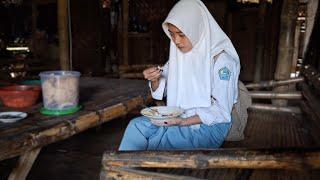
[141, 106, 184, 126]
[0, 112, 27, 123]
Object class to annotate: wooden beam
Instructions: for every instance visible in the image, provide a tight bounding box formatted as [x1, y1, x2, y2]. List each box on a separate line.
[273, 0, 299, 106]
[246, 77, 304, 89]
[8, 148, 41, 180]
[57, 0, 70, 70]
[102, 149, 320, 170]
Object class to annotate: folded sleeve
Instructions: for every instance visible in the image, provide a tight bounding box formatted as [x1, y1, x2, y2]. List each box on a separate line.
[196, 53, 238, 126]
[148, 61, 169, 100]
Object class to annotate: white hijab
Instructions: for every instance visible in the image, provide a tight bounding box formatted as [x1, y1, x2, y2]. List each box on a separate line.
[162, 0, 240, 109]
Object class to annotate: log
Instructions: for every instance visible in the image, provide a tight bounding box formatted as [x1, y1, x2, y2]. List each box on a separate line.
[249, 91, 302, 99]
[8, 148, 41, 180]
[249, 103, 301, 113]
[102, 149, 320, 170]
[57, 0, 70, 70]
[245, 77, 304, 89]
[100, 167, 200, 180]
[273, 0, 299, 106]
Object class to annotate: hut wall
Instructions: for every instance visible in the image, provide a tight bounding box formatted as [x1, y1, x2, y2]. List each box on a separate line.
[70, 0, 105, 75]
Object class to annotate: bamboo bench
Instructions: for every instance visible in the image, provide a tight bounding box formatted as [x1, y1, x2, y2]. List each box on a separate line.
[100, 65, 320, 179]
[0, 77, 152, 180]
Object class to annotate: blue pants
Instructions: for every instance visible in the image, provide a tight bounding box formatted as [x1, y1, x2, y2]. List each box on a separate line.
[119, 116, 231, 151]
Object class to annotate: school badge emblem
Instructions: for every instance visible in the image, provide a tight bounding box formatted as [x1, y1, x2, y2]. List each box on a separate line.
[219, 67, 230, 81]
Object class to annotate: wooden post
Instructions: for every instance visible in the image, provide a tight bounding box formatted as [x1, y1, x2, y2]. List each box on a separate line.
[8, 148, 41, 180]
[253, 0, 267, 83]
[58, 0, 70, 70]
[122, 0, 129, 65]
[273, 0, 299, 106]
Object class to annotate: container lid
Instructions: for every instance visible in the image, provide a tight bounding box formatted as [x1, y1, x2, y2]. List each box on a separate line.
[40, 105, 82, 116]
[19, 80, 41, 85]
[39, 71, 81, 77]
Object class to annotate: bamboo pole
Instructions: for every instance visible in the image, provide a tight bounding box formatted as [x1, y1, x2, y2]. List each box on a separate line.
[273, 0, 299, 106]
[8, 148, 41, 180]
[249, 103, 301, 113]
[249, 91, 302, 99]
[245, 77, 304, 89]
[102, 149, 320, 170]
[57, 0, 70, 70]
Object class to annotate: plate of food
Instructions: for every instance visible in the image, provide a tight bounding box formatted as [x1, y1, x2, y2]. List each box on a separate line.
[0, 112, 27, 123]
[141, 106, 184, 126]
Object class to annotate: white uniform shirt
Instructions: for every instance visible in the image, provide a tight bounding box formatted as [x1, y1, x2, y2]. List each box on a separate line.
[149, 52, 238, 126]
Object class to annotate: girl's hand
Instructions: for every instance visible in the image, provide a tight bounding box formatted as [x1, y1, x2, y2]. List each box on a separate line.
[163, 117, 183, 126]
[143, 67, 162, 82]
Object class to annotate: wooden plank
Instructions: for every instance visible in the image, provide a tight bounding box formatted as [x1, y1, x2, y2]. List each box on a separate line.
[102, 149, 320, 170]
[101, 167, 202, 180]
[8, 148, 41, 180]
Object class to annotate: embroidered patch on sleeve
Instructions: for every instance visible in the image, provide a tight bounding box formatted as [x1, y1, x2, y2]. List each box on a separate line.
[218, 67, 231, 81]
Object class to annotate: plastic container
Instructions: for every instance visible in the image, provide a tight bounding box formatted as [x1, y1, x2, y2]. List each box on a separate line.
[0, 85, 41, 108]
[39, 71, 81, 110]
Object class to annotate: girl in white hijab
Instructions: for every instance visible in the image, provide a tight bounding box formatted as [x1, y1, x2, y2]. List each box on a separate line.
[119, 0, 240, 150]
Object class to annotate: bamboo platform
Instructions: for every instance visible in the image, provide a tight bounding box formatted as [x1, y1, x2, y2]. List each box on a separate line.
[101, 110, 320, 179]
[0, 77, 151, 179]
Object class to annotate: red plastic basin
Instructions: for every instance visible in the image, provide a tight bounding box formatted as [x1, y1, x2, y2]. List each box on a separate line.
[0, 85, 41, 108]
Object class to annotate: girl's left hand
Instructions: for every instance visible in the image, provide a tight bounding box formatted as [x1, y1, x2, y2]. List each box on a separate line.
[163, 118, 183, 126]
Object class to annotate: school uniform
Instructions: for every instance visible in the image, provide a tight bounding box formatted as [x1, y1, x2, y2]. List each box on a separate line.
[119, 0, 240, 151]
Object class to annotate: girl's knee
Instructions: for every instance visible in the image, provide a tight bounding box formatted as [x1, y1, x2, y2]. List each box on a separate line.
[128, 116, 150, 127]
